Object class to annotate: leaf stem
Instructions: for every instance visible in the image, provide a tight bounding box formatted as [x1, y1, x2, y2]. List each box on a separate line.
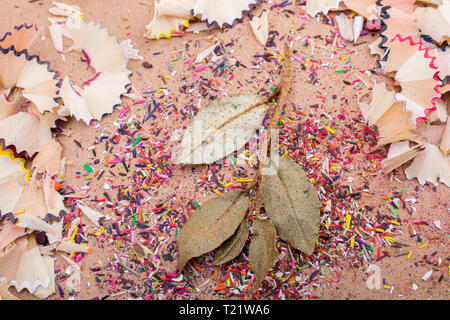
[248, 41, 292, 216]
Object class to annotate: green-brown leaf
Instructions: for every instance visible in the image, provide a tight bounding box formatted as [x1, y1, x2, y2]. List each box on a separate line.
[212, 218, 249, 265]
[262, 156, 320, 255]
[176, 190, 248, 271]
[174, 95, 270, 164]
[248, 218, 278, 291]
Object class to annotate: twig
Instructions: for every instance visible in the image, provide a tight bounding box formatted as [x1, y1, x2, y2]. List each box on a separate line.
[249, 42, 292, 215]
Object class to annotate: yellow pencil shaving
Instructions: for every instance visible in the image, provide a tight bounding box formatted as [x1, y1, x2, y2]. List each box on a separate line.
[344, 214, 351, 231]
[96, 226, 104, 236]
[13, 210, 26, 216]
[0, 148, 32, 180]
[70, 226, 78, 242]
[234, 178, 254, 182]
[326, 127, 336, 134]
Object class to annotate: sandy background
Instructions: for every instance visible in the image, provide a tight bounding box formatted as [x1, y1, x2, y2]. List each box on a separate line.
[1, 0, 448, 300]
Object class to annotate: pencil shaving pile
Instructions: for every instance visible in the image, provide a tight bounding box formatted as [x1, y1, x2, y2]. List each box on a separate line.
[145, 0, 269, 46]
[0, 1, 144, 299]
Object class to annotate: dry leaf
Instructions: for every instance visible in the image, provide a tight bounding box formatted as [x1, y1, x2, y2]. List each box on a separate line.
[248, 218, 278, 291]
[212, 218, 249, 265]
[413, 2, 450, 44]
[192, 0, 260, 28]
[262, 156, 320, 255]
[250, 10, 268, 46]
[174, 95, 270, 164]
[176, 190, 248, 271]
